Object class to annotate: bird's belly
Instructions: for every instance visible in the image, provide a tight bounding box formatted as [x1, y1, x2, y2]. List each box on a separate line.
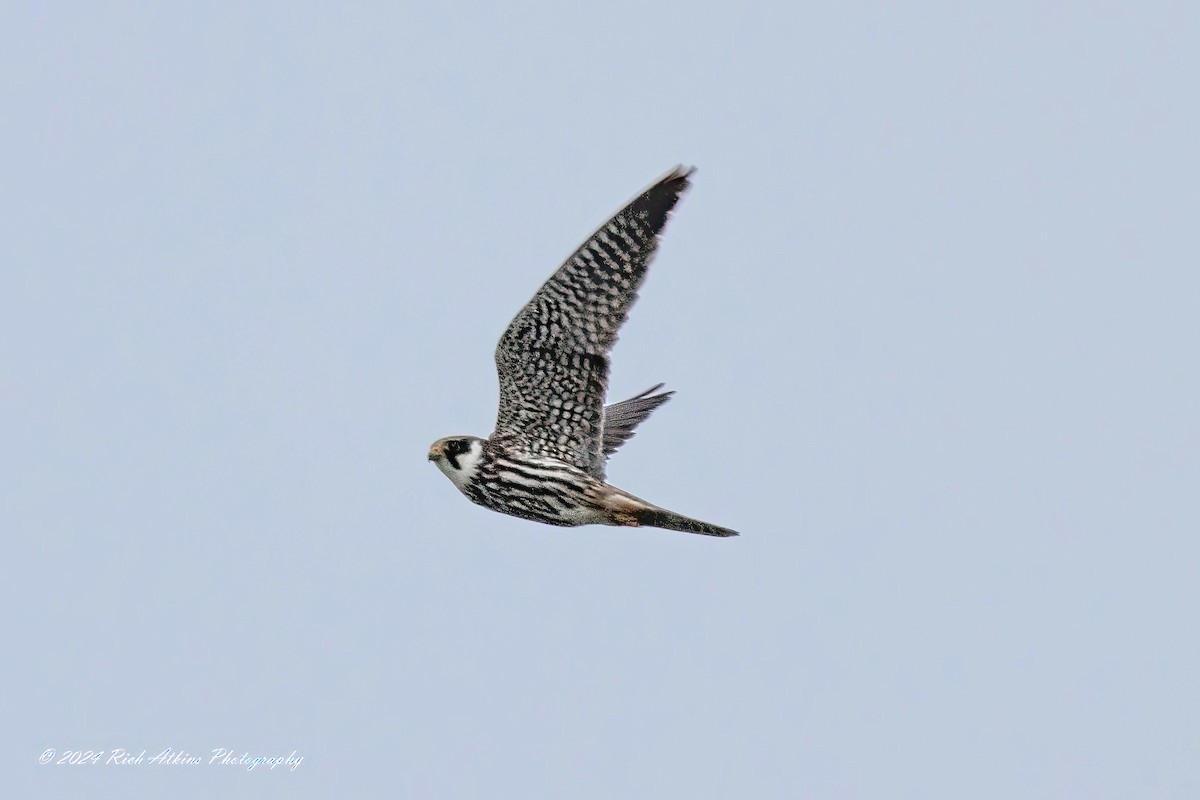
[556, 504, 611, 526]
[467, 472, 612, 528]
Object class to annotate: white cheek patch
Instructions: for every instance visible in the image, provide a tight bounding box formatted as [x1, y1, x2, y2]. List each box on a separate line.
[438, 439, 484, 493]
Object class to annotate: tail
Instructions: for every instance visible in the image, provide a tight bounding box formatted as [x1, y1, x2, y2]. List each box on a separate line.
[635, 507, 739, 538]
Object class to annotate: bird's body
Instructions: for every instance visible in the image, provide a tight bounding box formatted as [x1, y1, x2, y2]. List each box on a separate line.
[428, 167, 737, 538]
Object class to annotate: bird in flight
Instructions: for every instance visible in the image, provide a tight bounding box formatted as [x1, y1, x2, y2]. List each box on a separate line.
[428, 166, 738, 537]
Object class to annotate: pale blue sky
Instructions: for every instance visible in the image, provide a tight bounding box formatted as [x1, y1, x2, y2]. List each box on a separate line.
[4, 2, 1197, 798]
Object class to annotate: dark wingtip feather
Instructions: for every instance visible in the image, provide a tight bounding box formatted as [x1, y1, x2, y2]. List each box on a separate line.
[635, 165, 696, 233]
[601, 384, 676, 457]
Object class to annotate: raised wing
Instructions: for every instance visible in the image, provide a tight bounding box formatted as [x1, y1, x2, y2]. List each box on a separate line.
[491, 166, 694, 479]
[602, 384, 674, 457]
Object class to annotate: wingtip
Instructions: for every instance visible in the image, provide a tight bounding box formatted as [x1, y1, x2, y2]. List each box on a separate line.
[636, 166, 696, 230]
[663, 164, 697, 185]
[634, 382, 673, 401]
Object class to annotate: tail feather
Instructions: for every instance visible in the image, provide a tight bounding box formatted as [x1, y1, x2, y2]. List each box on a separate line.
[635, 507, 739, 538]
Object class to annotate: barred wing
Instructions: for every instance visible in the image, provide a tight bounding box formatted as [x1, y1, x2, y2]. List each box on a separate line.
[491, 166, 694, 479]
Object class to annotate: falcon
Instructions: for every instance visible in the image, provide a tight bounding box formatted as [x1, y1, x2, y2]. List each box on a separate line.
[428, 166, 738, 537]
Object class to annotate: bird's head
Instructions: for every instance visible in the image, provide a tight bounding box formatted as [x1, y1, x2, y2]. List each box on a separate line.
[428, 436, 486, 492]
